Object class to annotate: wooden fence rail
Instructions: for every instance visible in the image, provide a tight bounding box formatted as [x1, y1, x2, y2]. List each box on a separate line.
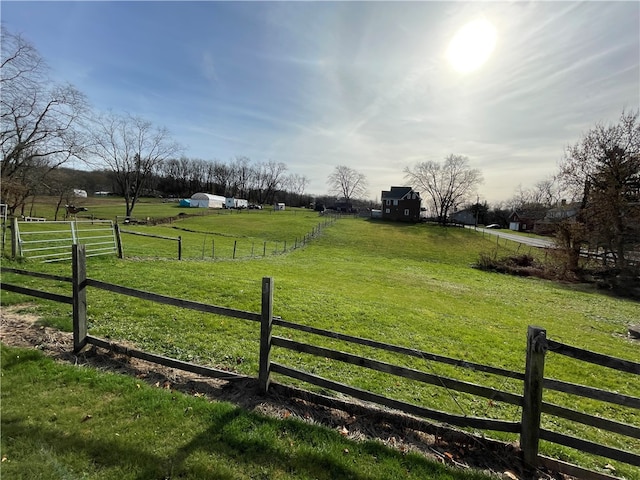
[271, 336, 524, 406]
[272, 316, 526, 379]
[1, 244, 638, 480]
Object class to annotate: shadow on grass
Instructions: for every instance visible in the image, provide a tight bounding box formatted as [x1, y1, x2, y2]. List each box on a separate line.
[1, 407, 471, 480]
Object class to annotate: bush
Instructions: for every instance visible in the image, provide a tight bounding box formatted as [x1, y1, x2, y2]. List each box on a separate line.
[474, 253, 549, 278]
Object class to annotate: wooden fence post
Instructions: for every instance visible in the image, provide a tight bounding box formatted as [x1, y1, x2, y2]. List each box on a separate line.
[72, 244, 88, 353]
[114, 223, 124, 259]
[521, 326, 548, 474]
[178, 236, 182, 260]
[259, 276, 274, 394]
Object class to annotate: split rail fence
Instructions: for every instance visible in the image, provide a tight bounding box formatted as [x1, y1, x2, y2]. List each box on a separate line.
[1, 244, 638, 480]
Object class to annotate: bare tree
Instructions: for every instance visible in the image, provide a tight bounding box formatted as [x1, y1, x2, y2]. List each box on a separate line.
[559, 109, 640, 270]
[532, 177, 562, 207]
[285, 173, 310, 196]
[211, 160, 234, 196]
[327, 165, 368, 202]
[88, 112, 181, 216]
[42, 168, 78, 220]
[404, 154, 482, 225]
[1, 27, 88, 215]
[507, 177, 561, 211]
[231, 156, 253, 198]
[284, 173, 310, 206]
[253, 160, 288, 205]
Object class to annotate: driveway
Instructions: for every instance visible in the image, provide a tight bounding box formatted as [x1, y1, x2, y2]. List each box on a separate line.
[465, 226, 554, 248]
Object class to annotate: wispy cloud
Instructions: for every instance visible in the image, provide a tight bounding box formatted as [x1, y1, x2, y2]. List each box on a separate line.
[201, 51, 218, 82]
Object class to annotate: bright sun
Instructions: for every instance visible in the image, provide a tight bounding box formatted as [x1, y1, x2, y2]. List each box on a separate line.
[446, 19, 497, 73]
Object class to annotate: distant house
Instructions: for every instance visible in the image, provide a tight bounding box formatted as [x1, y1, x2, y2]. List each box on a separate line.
[274, 202, 286, 211]
[508, 205, 547, 232]
[544, 200, 581, 221]
[451, 208, 476, 226]
[534, 200, 582, 235]
[381, 186, 422, 222]
[190, 193, 225, 209]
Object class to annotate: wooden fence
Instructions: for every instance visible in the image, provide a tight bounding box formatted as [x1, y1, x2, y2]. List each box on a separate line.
[1, 244, 638, 480]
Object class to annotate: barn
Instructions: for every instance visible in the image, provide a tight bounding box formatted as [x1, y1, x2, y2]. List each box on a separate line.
[190, 193, 225, 209]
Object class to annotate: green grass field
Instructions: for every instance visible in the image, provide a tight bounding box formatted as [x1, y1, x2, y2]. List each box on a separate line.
[1, 344, 495, 480]
[2, 198, 639, 478]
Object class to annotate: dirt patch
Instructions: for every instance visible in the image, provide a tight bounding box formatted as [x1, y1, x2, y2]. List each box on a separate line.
[1, 305, 572, 480]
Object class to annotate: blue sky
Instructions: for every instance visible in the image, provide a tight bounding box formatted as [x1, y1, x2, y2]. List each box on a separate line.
[2, 1, 638, 202]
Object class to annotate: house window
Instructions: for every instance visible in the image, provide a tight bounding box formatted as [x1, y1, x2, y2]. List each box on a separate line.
[404, 209, 410, 216]
[393, 200, 398, 206]
[385, 208, 390, 214]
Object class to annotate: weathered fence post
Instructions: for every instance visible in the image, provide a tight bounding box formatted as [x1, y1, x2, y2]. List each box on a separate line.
[521, 326, 548, 474]
[114, 223, 124, 259]
[259, 276, 274, 394]
[178, 236, 182, 260]
[72, 244, 88, 353]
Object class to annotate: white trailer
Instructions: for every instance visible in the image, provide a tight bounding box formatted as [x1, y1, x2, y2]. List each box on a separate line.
[225, 198, 248, 209]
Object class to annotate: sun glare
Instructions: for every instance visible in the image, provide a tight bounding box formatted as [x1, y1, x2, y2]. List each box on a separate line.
[446, 19, 497, 74]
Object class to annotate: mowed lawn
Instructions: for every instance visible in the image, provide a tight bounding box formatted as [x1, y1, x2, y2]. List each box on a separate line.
[2, 213, 639, 478]
[1, 344, 496, 480]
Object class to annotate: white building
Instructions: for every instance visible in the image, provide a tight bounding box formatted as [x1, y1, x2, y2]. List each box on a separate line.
[190, 193, 225, 208]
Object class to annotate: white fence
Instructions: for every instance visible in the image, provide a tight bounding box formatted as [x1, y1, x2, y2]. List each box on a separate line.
[15, 220, 118, 262]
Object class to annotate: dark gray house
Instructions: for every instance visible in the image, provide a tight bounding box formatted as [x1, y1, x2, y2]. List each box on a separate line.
[381, 186, 422, 223]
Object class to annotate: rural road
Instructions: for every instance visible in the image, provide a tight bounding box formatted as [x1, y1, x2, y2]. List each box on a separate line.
[465, 226, 555, 248]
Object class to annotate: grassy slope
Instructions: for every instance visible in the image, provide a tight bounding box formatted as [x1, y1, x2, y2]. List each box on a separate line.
[2, 213, 639, 477]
